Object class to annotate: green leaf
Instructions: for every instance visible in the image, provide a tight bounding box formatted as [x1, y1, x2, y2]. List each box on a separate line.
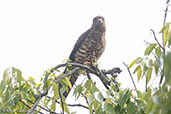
[63, 77, 72, 88]
[136, 90, 144, 101]
[159, 23, 170, 33]
[3, 67, 11, 84]
[154, 59, 160, 74]
[88, 102, 93, 114]
[146, 67, 153, 83]
[146, 98, 154, 114]
[119, 89, 131, 107]
[50, 98, 56, 111]
[9, 99, 15, 107]
[167, 30, 171, 47]
[87, 95, 94, 105]
[142, 63, 148, 76]
[144, 87, 152, 101]
[164, 23, 170, 46]
[103, 90, 110, 98]
[153, 95, 161, 106]
[4, 91, 10, 103]
[136, 57, 143, 64]
[85, 79, 98, 94]
[148, 60, 154, 68]
[137, 66, 142, 81]
[73, 84, 83, 99]
[52, 82, 59, 100]
[60, 96, 70, 114]
[129, 59, 136, 68]
[155, 46, 161, 58]
[144, 43, 157, 56]
[93, 100, 102, 113]
[11, 67, 24, 83]
[94, 91, 104, 103]
[28, 77, 35, 81]
[104, 103, 115, 114]
[164, 52, 171, 84]
[133, 65, 140, 74]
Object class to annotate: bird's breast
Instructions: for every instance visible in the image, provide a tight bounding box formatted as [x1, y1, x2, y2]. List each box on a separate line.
[74, 32, 105, 64]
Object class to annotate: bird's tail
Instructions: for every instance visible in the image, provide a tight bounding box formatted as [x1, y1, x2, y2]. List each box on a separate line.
[57, 68, 79, 98]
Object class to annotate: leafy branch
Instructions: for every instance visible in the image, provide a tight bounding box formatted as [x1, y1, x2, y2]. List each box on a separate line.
[25, 62, 121, 114]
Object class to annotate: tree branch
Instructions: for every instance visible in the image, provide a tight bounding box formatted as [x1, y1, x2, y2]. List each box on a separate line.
[27, 62, 121, 114]
[27, 67, 80, 114]
[150, 29, 164, 51]
[46, 96, 90, 110]
[27, 99, 59, 114]
[19, 100, 44, 114]
[159, 5, 170, 85]
[123, 62, 137, 90]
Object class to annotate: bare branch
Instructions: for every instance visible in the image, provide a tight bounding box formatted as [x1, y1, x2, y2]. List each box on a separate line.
[150, 29, 164, 51]
[123, 62, 137, 90]
[162, 5, 168, 50]
[163, 5, 169, 29]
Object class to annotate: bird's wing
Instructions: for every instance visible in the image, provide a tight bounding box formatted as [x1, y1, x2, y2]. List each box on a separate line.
[69, 29, 90, 62]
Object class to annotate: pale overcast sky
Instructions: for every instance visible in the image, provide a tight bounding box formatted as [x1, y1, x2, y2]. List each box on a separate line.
[0, 0, 169, 108]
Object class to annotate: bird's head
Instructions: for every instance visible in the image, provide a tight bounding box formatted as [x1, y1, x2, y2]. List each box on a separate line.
[92, 16, 106, 33]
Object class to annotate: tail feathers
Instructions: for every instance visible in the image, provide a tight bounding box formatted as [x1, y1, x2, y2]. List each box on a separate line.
[63, 73, 78, 98]
[60, 68, 79, 98]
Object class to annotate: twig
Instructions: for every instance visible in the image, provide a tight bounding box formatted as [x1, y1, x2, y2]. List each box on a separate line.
[123, 62, 137, 90]
[163, 5, 169, 31]
[27, 97, 42, 114]
[19, 99, 31, 108]
[150, 29, 164, 51]
[27, 99, 59, 114]
[19, 100, 44, 114]
[159, 5, 170, 85]
[145, 75, 148, 92]
[80, 93, 95, 114]
[54, 67, 80, 83]
[162, 5, 168, 50]
[46, 96, 90, 110]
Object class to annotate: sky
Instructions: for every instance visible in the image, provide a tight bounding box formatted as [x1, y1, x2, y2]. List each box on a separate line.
[0, 0, 170, 113]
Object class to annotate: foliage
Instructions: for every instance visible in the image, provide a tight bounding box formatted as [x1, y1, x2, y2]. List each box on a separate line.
[0, 4, 171, 114]
[128, 14, 171, 114]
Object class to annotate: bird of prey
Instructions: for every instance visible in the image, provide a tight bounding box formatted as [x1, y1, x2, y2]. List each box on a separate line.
[62, 16, 106, 98]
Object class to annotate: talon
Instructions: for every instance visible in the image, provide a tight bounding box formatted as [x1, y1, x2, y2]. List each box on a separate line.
[83, 61, 91, 65]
